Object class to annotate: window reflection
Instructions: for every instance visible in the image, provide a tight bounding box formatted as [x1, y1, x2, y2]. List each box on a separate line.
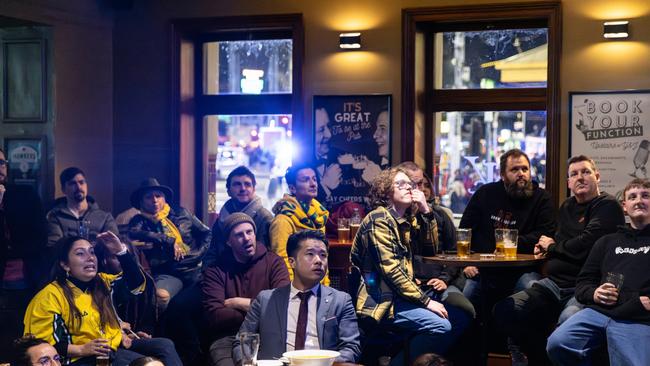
[205, 115, 293, 215]
[436, 29, 548, 89]
[436, 111, 547, 214]
[203, 39, 292, 95]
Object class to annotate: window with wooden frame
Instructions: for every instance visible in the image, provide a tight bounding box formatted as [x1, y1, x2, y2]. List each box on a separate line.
[402, 2, 561, 216]
[171, 14, 303, 223]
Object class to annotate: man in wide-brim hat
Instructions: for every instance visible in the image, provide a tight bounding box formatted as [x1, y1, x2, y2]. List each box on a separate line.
[127, 177, 211, 312]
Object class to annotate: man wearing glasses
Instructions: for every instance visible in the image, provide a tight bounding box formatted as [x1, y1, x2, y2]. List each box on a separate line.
[11, 334, 61, 366]
[0, 149, 48, 362]
[351, 167, 458, 365]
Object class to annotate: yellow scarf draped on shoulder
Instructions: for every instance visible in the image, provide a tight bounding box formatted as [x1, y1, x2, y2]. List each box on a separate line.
[141, 203, 190, 254]
[275, 194, 329, 232]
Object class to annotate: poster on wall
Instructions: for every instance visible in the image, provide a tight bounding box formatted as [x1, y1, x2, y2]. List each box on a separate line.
[313, 94, 391, 211]
[4, 137, 45, 195]
[569, 90, 650, 198]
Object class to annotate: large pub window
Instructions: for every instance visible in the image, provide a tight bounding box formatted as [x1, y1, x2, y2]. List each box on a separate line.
[171, 15, 303, 224]
[402, 2, 561, 217]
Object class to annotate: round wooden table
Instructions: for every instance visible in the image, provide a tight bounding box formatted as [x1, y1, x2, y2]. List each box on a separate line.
[423, 253, 545, 365]
[423, 253, 542, 267]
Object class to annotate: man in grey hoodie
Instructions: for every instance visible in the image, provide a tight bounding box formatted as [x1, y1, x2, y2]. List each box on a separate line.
[204, 166, 274, 266]
[46, 167, 118, 246]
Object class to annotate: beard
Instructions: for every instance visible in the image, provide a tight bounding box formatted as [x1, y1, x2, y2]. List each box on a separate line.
[73, 191, 86, 202]
[505, 178, 534, 199]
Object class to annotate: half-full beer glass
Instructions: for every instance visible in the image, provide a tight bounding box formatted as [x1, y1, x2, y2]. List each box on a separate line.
[456, 229, 471, 258]
[495, 228, 518, 258]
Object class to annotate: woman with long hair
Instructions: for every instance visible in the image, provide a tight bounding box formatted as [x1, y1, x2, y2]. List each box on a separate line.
[23, 232, 180, 366]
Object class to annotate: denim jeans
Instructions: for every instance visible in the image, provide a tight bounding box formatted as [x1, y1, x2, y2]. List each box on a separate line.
[547, 308, 650, 366]
[463, 271, 542, 306]
[112, 337, 183, 366]
[492, 277, 584, 363]
[385, 296, 453, 366]
[533, 278, 584, 325]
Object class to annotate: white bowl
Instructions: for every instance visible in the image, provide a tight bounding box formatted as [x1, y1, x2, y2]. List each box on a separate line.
[282, 350, 340, 366]
[256, 361, 284, 366]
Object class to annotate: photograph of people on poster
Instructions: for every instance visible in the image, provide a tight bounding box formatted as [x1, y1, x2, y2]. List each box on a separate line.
[313, 95, 391, 212]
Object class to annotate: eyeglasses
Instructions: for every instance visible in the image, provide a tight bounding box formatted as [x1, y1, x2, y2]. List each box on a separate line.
[33, 354, 62, 366]
[0, 159, 8, 166]
[394, 180, 416, 190]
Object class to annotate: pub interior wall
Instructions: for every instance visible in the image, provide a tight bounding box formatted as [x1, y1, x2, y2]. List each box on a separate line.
[0, 0, 114, 210]
[1, 0, 649, 211]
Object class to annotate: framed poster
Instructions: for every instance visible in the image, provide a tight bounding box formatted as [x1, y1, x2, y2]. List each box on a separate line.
[2, 39, 47, 122]
[569, 90, 650, 197]
[313, 94, 391, 210]
[4, 137, 45, 195]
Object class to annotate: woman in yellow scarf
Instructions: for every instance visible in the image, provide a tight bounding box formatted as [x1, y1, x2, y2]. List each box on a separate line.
[127, 178, 211, 311]
[270, 164, 330, 284]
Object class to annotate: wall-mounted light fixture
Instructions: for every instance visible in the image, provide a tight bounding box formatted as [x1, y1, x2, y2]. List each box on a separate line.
[339, 32, 361, 49]
[603, 21, 629, 39]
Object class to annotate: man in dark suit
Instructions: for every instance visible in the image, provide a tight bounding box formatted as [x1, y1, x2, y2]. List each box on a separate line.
[0, 148, 48, 362]
[233, 230, 360, 364]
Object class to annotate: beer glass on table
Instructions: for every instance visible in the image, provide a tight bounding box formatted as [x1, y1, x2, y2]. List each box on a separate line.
[239, 332, 260, 366]
[456, 229, 471, 258]
[495, 228, 518, 258]
[337, 218, 351, 243]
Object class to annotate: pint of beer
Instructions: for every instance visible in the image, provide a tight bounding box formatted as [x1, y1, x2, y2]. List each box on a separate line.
[350, 223, 360, 241]
[456, 228, 471, 258]
[96, 355, 110, 366]
[493, 228, 518, 259]
[495, 228, 517, 257]
[338, 218, 350, 243]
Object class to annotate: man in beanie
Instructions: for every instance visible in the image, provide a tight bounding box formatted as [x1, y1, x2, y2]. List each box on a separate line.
[204, 166, 274, 267]
[202, 212, 290, 366]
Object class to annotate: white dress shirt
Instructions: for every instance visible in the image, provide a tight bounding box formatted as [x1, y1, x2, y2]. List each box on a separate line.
[286, 283, 320, 351]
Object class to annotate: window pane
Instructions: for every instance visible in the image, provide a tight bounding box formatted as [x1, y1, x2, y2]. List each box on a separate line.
[203, 39, 292, 95]
[435, 111, 547, 215]
[204, 114, 293, 216]
[435, 28, 548, 89]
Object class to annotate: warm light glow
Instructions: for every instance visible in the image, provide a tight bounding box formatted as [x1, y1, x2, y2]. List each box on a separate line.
[319, 51, 383, 77]
[579, 41, 650, 74]
[321, 6, 386, 31]
[581, 1, 650, 19]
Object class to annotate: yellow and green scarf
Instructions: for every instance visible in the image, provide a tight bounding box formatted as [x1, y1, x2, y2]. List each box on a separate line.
[141, 203, 190, 254]
[275, 194, 329, 232]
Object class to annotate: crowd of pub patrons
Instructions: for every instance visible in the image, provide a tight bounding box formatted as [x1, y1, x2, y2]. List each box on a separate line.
[1, 145, 650, 366]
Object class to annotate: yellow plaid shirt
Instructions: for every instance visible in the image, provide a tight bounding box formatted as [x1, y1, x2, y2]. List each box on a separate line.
[349, 206, 431, 321]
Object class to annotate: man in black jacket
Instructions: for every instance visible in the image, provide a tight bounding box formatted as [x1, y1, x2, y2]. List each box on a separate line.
[459, 149, 556, 306]
[493, 155, 625, 365]
[0, 148, 48, 362]
[46, 167, 119, 245]
[547, 178, 650, 365]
